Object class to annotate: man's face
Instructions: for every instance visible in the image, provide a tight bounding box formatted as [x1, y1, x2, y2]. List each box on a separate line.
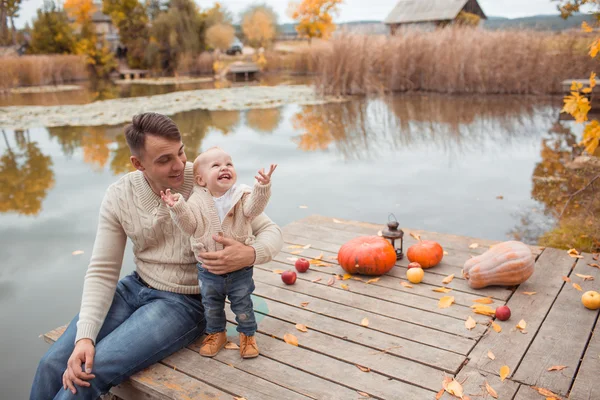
[131, 134, 187, 192]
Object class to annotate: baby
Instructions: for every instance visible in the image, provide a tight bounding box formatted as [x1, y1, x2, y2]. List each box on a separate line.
[161, 146, 276, 359]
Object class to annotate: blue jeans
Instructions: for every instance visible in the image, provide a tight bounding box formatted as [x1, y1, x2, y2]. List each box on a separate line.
[30, 272, 206, 400]
[198, 263, 257, 336]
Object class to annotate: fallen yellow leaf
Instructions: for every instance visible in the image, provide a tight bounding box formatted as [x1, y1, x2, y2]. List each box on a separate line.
[327, 276, 335, 286]
[473, 297, 494, 304]
[443, 251, 449, 255]
[341, 283, 350, 291]
[488, 350, 496, 360]
[435, 388, 444, 400]
[485, 381, 498, 398]
[573, 283, 583, 291]
[290, 250, 303, 255]
[300, 302, 309, 307]
[410, 232, 421, 241]
[342, 273, 352, 280]
[469, 243, 479, 249]
[283, 333, 298, 346]
[471, 305, 496, 316]
[568, 248, 584, 258]
[327, 255, 338, 260]
[352, 276, 364, 282]
[234, 397, 247, 400]
[366, 278, 380, 284]
[433, 287, 452, 293]
[575, 273, 594, 281]
[522, 291, 537, 295]
[442, 274, 455, 284]
[446, 379, 464, 398]
[589, 263, 600, 269]
[273, 269, 285, 274]
[286, 257, 299, 263]
[311, 277, 322, 283]
[361, 318, 369, 327]
[71, 250, 84, 255]
[562, 276, 572, 283]
[516, 319, 527, 331]
[438, 296, 455, 309]
[547, 365, 567, 372]
[355, 364, 370, 372]
[492, 322, 502, 333]
[356, 391, 370, 398]
[400, 281, 413, 288]
[287, 245, 303, 249]
[224, 342, 239, 349]
[302, 244, 311, 249]
[500, 365, 510, 381]
[295, 323, 308, 333]
[313, 252, 323, 260]
[532, 386, 561, 397]
[465, 316, 476, 330]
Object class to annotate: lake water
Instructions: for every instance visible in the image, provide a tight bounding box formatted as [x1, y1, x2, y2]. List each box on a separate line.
[0, 91, 589, 397]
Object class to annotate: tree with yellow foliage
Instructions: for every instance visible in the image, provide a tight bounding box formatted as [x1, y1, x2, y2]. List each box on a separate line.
[242, 4, 278, 49]
[559, 1, 600, 157]
[289, 0, 343, 43]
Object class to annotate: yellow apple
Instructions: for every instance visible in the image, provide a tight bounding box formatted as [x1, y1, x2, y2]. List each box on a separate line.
[406, 267, 424, 284]
[582, 291, 600, 310]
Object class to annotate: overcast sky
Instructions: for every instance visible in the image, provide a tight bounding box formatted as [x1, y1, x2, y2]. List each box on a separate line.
[15, 0, 566, 29]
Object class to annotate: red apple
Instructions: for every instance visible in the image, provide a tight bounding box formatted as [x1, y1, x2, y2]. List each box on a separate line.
[408, 262, 422, 269]
[495, 305, 511, 321]
[281, 271, 297, 285]
[295, 258, 310, 273]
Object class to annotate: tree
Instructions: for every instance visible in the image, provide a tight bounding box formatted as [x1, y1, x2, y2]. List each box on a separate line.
[559, 1, 600, 156]
[241, 4, 278, 49]
[103, 0, 150, 68]
[6, 0, 22, 44]
[206, 23, 234, 51]
[28, 1, 77, 54]
[204, 2, 232, 27]
[289, 0, 342, 43]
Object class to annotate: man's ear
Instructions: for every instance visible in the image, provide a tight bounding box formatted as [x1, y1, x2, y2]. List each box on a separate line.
[130, 155, 145, 171]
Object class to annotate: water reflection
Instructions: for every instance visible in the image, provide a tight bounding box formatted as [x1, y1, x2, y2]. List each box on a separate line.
[0, 130, 54, 215]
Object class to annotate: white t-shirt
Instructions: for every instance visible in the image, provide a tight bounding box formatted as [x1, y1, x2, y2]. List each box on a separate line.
[212, 184, 236, 223]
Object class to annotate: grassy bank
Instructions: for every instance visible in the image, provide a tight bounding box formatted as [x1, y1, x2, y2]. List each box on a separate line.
[285, 29, 597, 96]
[0, 55, 88, 91]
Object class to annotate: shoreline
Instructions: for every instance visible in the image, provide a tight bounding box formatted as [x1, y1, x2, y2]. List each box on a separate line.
[0, 85, 346, 129]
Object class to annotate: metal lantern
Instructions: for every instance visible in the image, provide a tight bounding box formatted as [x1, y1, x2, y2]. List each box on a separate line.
[382, 215, 404, 260]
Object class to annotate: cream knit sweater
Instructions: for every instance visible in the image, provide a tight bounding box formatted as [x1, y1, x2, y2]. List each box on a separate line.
[168, 182, 271, 258]
[76, 162, 283, 344]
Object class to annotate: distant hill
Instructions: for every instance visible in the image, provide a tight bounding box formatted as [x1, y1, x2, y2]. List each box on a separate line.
[276, 13, 596, 35]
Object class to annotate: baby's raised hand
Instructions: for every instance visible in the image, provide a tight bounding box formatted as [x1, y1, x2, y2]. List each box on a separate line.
[255, 164, 277, 185]
[160, 189, 180, 207]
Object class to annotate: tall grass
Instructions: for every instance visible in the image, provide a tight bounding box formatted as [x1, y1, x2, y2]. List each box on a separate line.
[0, 55, 88, 91]
[175, 52, 216, 76]
[306, 28, 598, 96]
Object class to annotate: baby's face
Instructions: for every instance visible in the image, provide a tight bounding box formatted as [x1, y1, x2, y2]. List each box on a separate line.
[195, 149, 237, 195]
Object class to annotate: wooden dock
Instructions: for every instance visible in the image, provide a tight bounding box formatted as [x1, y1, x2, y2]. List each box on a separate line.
[44, 215, 600, 399]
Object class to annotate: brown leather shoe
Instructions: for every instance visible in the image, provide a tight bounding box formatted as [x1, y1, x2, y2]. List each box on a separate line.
[239, 333, 259, 359]
[199, 332, 227, 357]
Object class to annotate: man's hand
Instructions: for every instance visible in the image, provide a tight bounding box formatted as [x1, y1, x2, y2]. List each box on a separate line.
[255, 164, 277, 185]
[197, 235, 256, 274]
[63, 339, 96, 394]
[160, 189, 180, 207]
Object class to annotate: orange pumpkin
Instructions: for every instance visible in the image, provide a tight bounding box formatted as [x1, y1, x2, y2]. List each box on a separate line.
[337, 236, 397, 276]
[406, 240, 444, 268]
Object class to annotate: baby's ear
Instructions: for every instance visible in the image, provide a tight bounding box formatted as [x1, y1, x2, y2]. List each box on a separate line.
[195, 175, 207, 187]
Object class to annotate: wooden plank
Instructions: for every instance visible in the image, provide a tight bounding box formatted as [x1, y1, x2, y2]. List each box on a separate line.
[256, 262, 489, 323]
[44, 327, 235, 400]
[513, 384, 560, 400]
[569, 315, 600, 400]
[274, 250, 509, 305]
[296, 215, 544, 255]
[202, 329, 435, 398]
[224, 308, 448, 390]
[466, 248, 576, 377]
[439, 366, 520, 400]
[253, 266, 487, 339]
[244, 294, 466, 372]
[513, 252, 600, 396]
[279, 245, 513, 301]
[163, 348, 310, 400]
[188, 340, 361, 400]
[252, 280, 477, 355]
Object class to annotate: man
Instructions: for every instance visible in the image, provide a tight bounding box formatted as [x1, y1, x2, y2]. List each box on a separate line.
[30, 113, 283, 399]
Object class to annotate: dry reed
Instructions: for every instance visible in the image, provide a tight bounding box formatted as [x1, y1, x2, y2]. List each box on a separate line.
[0, 55, 88, 91]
